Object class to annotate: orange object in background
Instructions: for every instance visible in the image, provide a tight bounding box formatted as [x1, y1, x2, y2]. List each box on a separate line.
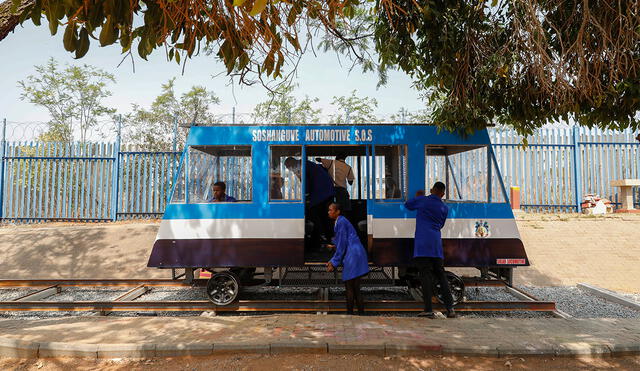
[199, 269, 212, 279]
[510, 186, 521, 210]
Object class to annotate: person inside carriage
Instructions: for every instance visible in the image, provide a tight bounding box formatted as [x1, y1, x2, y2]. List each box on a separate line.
[208, 181, 237, 203]
[315, 153, 355, 216]
[285, 157, 335, 245]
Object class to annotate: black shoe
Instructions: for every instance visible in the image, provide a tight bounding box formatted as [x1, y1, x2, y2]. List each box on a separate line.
[446, 309, 457, 318]
[417, 311, 436, 319]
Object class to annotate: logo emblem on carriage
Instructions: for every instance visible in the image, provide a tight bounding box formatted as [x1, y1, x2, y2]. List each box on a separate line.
[474, 221, 490, 238]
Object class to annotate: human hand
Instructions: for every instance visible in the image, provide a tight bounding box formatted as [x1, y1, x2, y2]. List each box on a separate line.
[326, 244, 336, 250]
[326, 262, 335, 272]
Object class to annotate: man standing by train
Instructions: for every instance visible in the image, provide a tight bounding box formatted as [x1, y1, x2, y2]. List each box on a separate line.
[404, 182, 456, 319]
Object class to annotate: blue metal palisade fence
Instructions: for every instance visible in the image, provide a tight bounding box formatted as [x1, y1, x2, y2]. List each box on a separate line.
[0, 121, 638, 222]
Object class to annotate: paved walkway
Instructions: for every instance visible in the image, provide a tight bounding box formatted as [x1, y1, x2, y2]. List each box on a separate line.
[1, 315, 639, 358]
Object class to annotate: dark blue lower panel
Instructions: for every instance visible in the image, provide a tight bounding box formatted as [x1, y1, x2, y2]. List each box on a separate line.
[371, 238, 529, 267]
[147, 238, 528, 269]
[147, 239, 305, 268]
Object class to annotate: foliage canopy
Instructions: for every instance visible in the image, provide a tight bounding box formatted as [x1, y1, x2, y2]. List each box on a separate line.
[6, 0, 640, 135]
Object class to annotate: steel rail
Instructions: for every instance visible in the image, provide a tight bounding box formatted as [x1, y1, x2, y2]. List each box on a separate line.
[0, 300, 556, 312]
[0, 278, 508, 288]
[0, 279, 203, 287]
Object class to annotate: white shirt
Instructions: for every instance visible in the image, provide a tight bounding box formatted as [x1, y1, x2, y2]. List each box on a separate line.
[320, 159, 354, 189]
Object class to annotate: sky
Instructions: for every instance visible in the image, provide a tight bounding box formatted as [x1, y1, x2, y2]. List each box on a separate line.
[0, 22, 426, 129]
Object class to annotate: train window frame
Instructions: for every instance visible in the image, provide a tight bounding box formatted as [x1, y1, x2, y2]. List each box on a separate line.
[269, 145, 303, 203]
[186, 145, 253, 204]
[373, 144, 408, 202]
[424, 144, 508, 203]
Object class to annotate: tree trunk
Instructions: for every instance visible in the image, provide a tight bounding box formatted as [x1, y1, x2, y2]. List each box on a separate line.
[0, 0, 34, 42]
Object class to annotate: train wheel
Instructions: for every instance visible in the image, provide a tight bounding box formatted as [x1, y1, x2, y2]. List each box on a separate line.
[435, 271, 465, 305]
[206, 272, 240, 306]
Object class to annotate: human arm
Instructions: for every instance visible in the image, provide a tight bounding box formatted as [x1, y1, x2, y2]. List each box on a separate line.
[347, 166, 355, 186]
[329, 219, 348, 268]
[404, 196, 422, 211]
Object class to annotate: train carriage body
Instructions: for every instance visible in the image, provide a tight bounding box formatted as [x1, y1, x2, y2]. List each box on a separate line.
[148, 125, 528, 282]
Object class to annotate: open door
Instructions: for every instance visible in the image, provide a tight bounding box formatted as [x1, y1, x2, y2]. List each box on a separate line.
[303, 145, 370, 262]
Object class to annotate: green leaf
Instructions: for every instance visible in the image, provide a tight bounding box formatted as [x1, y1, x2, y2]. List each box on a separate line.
[249, 0, 268, 16]
[47, 9, 58, 35]
[491, 0, 498, 6]
[63, 23, 77, 52]
[233, 0, 247, 6]
[75, 27, 90, 58]
[30, 0, 42, 26]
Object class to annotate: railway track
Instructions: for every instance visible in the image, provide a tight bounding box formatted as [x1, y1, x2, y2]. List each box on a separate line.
[0, 279, 560, 315]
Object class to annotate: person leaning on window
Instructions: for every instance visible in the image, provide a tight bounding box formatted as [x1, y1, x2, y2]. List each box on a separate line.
[404, 182, 456, 319]
[209, 181, 237, 202]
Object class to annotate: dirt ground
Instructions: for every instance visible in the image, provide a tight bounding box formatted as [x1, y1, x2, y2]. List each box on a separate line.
[2, 354, 640, 371]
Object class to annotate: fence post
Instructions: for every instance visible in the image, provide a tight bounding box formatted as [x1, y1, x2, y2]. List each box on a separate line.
[0, 118, 6, 220]
[572, 125, 582, 213]
[172, 116, 178, 153]
[111, 116, 122, 221]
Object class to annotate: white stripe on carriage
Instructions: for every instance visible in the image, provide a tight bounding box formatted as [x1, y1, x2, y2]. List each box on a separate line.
[156, 219, 305, 240]
[371, 218, 521, 239]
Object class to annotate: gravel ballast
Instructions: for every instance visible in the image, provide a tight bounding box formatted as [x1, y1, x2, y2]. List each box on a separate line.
[520, 286, 640, 318]
[1, 285, 638, 319]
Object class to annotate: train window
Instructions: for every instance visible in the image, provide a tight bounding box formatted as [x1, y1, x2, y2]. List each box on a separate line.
[425, 145, 506, 203]
[374, 145, 407, 200]
[187, 145, 252, 203]
[270, 146, 302, 201]
[169, 157, 186, 204]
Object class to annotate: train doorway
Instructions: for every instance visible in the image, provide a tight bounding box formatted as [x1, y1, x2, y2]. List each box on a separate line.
[303, 145, 370, 262]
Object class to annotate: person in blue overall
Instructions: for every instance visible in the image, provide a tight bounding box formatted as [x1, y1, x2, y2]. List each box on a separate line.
[326, 203, 369, 315]
[404, 182, 456, 319]
[285, 157, 335, 243]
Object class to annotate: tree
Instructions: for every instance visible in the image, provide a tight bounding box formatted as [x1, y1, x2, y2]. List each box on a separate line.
[330, 90, 378, 124]
[389, 108, 432, 124]
[122, 79, 220, 151]
[18, 57, 115, 142]
[5, 1, 640, 136]
[251, 84, 321, 124]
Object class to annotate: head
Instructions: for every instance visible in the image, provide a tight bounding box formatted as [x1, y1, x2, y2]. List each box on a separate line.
[335, 152, 348, 161]
[284, 157, 299, 171]
[430, 181, 446, 198]
[328, 203, 342, 220]
[213, 181, 227, 201]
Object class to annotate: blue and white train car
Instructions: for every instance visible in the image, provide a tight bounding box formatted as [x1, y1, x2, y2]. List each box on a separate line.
[147, 124, 529, 305]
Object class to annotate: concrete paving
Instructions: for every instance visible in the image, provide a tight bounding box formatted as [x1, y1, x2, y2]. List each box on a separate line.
[0, 315, 639, 359]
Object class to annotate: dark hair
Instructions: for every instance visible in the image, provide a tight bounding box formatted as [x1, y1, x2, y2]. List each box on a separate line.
[213, 181, 226, 191]
[432, 182, 446, 193]
[336, 152, 348, 161]
[329, 202, 342, 213]
[284, 157, 298, 168]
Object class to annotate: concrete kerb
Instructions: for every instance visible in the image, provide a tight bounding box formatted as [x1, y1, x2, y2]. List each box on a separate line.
[0, 337, 638, 359]
[0, 337, 38, 358]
